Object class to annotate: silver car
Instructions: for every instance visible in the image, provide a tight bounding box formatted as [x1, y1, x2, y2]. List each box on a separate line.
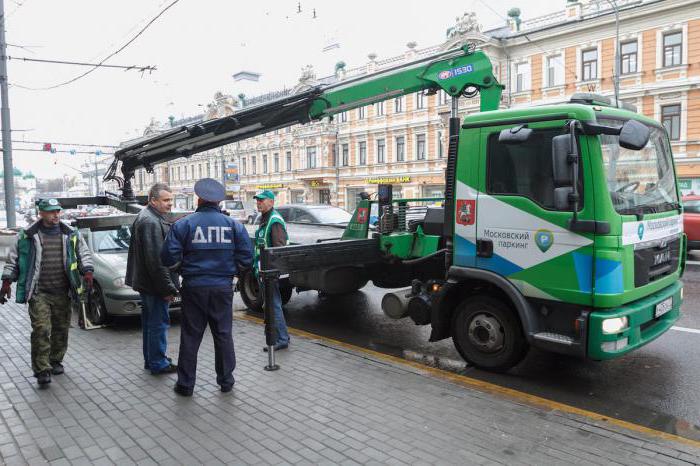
[223, 200, 256, 224]
[77, 215, 181, 324]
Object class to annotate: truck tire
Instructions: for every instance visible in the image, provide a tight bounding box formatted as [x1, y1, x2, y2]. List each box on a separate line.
[451, 295, 528, 372]
[239, 270, 293, 313]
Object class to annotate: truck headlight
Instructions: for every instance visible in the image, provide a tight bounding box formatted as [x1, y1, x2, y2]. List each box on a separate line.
[113, 277, 129, 288]
[602, 316, 628, 334]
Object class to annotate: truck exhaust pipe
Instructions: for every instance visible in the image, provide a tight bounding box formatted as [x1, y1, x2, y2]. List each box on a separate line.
[381, 288, 413, 319]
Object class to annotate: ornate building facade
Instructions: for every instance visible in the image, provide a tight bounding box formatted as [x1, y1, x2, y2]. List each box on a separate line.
[129, 0, 700, 209]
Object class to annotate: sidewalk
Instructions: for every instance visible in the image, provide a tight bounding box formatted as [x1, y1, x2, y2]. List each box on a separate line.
[0, 301, 697, 465]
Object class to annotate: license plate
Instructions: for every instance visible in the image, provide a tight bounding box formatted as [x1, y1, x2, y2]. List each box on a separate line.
[654, 297, 673, 318]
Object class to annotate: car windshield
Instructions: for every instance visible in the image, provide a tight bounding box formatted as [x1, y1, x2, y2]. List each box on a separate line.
[683, 199, 700, 214]
[224, 201, 244, 210]
[308, 207, 352, 224]
[92, 226, 131, 253]
[599, 118, 679, 215]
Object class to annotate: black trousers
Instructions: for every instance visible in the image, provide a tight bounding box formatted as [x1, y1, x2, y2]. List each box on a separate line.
[177, 285, 235, 389]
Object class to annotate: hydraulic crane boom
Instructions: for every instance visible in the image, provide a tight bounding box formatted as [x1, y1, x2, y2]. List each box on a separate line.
[105, 44, 502, 200]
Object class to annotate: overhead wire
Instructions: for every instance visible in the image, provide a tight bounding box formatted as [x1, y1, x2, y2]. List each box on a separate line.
[11, 0, 180, 91]
[12, 140, 119, 148]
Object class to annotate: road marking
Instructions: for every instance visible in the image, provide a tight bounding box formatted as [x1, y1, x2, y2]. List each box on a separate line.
[672, 325, 700, 334]
[236, 312, 700, 449]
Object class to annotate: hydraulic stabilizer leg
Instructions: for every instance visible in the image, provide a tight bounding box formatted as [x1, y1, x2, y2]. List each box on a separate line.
[262, 269, 280, 371]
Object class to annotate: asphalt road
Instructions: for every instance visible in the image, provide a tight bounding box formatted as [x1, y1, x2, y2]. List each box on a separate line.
[232, 262, 700, 442]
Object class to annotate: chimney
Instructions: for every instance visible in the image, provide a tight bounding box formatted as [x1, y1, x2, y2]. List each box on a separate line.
[566, 0, 583, 21]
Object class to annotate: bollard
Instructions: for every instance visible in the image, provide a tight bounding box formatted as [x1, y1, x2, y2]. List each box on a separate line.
[262, 268, 280, 371]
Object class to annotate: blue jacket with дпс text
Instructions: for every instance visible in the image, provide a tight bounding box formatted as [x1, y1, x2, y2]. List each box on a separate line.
[160, 205, 253, 287]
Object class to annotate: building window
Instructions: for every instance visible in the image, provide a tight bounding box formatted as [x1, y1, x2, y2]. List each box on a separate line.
[661, 104, 681, 141]
[263, 154, 268, 173]
[582, 48, 598, 81]
[438, 131, 444, 159]
[306, 146, 317, 169]
[515, 62, 530, 92]
[286, 151, 292, 171]
[340, 111, 347, 123]
[358, 141, 367, 165]
[416, 134, 426, 160]
[177, 166, 181, 180]
[415, 92, 425, 109]
[358, 106, 365, 120]
[438, 90, 449, 105]
[206, 161, 211, 177]
[546, 55, 563, 87]
[274, 153, 279, 172]
[191, 165, 195, 180]
[663, 31, 682, 67]
[620, 41, 638, 74]
[342, 143, 349, 166]
[242, 158, 246, 175]
[394, 97, 404, 113]
[198, 164, 202, 178]
[376, 101, 384, 116]
[396, 136, 405, 162]
[252, 156, 257, 175]
[377, 139, 385, 163]
[285, 126, 291, 133]
[170, 167, 174, 182]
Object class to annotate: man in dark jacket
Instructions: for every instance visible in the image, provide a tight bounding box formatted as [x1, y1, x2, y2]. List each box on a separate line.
[161, 178, 253, 396]
[126, 183, 179, 375]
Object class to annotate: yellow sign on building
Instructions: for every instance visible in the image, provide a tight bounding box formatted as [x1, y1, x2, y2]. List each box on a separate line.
[366, 176, 411, 184]
[256, 183, 284, 189]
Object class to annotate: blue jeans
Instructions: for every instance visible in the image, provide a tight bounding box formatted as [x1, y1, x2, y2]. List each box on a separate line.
[268, 282, 289, 346]
[139, 293, 171, 373]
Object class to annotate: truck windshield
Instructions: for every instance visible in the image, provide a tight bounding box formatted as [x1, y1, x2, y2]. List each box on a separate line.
[599, 118, 678, 215]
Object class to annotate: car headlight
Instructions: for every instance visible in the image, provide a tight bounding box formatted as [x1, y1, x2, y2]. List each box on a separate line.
[602, 316, 628, 334]
[113, 277, 129, 288]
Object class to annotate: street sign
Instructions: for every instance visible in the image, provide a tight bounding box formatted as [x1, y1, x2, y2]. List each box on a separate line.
[224, 161, 240, 193]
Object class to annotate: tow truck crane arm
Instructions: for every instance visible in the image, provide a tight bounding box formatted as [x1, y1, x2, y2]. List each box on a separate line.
[105, 44, 502, 201]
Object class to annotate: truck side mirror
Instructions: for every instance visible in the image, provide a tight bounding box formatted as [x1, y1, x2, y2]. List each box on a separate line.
[552, 134, 573, 187]
[498, 125, 533, 144]
[619, 119, 650, 150]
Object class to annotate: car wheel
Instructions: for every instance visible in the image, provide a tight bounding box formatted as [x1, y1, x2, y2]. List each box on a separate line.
[85, 282, 110, 326]
[451, 296, 528, 372]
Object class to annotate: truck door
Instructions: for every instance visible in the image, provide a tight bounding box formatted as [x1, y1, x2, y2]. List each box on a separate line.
[452, 127, 481, 268]
[474, 121, 595, 305]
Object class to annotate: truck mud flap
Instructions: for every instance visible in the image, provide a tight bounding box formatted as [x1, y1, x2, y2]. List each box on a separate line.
[261, 238, 380, 274]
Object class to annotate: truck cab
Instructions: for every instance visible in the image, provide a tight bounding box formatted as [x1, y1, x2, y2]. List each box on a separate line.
[440, 96, 683, 369]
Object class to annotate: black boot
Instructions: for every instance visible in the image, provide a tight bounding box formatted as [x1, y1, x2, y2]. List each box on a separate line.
[36, 370, 51, 386]
[51, 362, 64, 375]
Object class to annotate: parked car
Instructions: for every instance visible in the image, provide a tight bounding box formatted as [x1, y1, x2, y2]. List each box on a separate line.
[276, 204, 352, 227]
[223, 200, 256, 224]
[683, 195, 700, 252]
[76, 215, 181, 325]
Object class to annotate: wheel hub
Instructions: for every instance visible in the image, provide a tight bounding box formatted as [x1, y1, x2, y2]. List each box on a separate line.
[467, 313, 504, 353]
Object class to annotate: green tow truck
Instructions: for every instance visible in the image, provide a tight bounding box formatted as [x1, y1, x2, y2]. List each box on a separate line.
[106, 44, 684, 371]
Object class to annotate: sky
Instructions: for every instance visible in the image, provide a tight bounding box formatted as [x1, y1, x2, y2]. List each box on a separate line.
[6, 0, 560, 179]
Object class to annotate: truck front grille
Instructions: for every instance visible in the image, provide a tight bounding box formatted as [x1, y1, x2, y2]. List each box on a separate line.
[634, 237, 680, 288]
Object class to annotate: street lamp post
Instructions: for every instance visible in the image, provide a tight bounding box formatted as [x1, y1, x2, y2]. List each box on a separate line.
[607, 0, 621, 106]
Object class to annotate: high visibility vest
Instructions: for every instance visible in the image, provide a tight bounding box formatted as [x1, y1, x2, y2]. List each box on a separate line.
[253, 209, 287, 274]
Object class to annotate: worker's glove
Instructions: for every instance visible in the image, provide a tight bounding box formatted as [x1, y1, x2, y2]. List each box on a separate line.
[83, 272, 94, 291]
[0, 279, 11, 304]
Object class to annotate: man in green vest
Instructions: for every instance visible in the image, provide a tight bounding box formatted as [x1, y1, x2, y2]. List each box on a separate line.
[253, 190, 290, 351]
[1, 198, 94, 386]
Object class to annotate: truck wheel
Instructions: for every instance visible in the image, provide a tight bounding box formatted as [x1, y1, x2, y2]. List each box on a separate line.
[280, 280, 293, 305]
[451, 296, 527, 372]
[239, 270, 263, 313]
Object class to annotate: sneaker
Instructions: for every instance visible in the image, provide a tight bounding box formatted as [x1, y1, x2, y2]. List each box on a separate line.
[151, 363, 177, 375]
[173, 384, 193, 397]
[262, 343, 289, 352]
[36, 370, 51, 386]
[50, 362, 64, 375]
[145, 357, 172, 371]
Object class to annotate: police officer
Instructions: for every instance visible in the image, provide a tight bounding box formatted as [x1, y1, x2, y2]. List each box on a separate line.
[1, 199, 94, 386]
[161, 178, 253, 396]
[253, 190, 290, 351]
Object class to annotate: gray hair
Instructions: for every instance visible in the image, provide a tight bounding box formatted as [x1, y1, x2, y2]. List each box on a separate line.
[148, 183, 172, 202]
